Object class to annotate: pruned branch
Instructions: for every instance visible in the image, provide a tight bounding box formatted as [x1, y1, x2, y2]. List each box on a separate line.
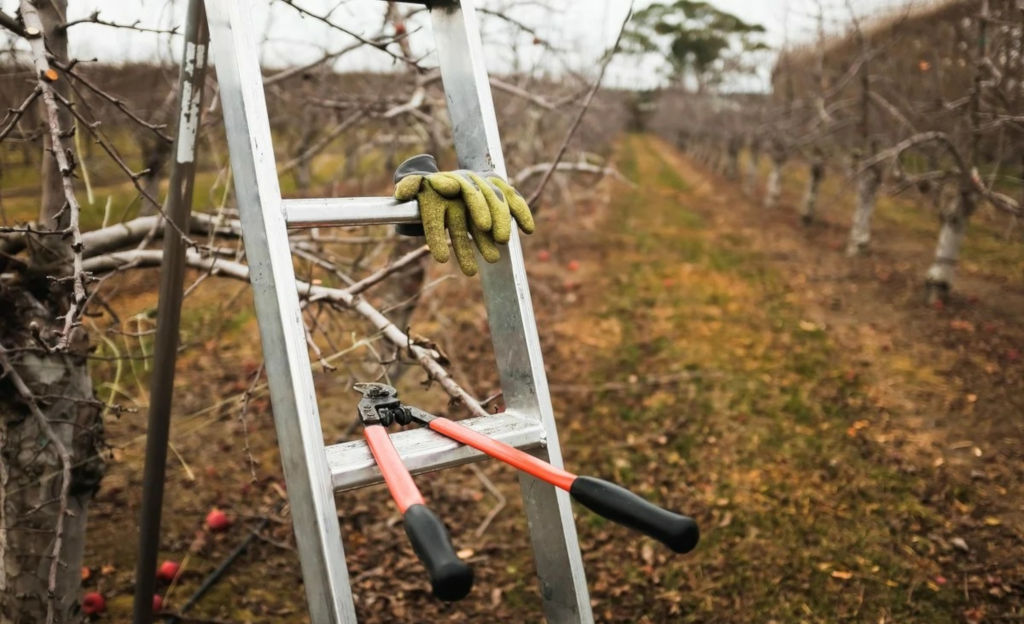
[84, 250, 490, 418]
[20, 0, 88, 352]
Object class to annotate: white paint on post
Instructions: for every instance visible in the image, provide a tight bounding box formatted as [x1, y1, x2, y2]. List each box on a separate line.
[176, 42, 206, 164]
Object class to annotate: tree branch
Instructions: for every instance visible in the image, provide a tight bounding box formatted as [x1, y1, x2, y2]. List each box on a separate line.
[83, 250, 490, 418]
[20, 0, 88, 352]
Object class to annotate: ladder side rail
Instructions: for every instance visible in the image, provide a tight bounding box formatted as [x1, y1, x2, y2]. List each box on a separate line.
[429, 2, 594, 622]
[204, 2, 356, 621]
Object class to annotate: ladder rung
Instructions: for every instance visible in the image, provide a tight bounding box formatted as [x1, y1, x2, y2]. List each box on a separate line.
[283, 197, 420, 229]
[326, 412, 545, 492]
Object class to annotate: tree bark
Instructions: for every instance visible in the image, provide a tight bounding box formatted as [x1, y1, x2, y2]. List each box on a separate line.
[744, 137, 760, 196]
[33, 0, 73, 265]
[724, 136, 741, 180]
[845, 161, 882, 255]
[1, 309, 103, 624]
[764, 141, 786, 209]
[925, 188, 976, 301]
[2, 3, 105, 622]
[799, 155, 825, 225]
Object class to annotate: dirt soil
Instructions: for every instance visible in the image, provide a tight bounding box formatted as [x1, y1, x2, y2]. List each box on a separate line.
[82, 134, 1023, 623]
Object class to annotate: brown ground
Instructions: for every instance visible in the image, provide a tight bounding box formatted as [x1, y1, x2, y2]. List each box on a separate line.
[82, 134, 1022, 623]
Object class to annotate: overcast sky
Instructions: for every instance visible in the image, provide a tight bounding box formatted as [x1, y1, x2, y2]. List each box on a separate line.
[1, 0, 920, 90]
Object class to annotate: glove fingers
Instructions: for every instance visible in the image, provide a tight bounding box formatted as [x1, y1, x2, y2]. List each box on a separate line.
[394, 174, 424, 201]
[490, 177, 535, 234]
[418, 183, 451, 264]
[445, 206, 479, 276]
[446, 173, 492, 232]
[468, 172, 512, 244]
[469, 220, 501, 264]
[425, 172, 462, 198]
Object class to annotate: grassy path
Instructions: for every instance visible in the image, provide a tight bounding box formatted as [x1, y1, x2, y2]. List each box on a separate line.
[535, 134, 1019, 622]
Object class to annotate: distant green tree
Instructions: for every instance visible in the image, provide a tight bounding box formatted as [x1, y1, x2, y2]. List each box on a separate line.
[625, 1, 768, 92]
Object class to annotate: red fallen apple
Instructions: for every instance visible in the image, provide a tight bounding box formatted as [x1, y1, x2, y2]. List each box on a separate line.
[567, 260, 580, 272]
[537, 249, 551, 262]
[153, 594, 164, 612]
[156, 560, 180, 582]
[82, 592, 106, 615]
[205, 508, 232, 532]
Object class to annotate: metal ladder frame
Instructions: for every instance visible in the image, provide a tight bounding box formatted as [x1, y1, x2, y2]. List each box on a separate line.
[141, 1, 593, 621]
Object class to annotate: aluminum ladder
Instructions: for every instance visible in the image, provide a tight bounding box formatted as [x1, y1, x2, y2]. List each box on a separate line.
[198, 1, 592, 621]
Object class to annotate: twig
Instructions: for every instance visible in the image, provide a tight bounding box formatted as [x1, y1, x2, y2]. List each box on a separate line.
[0, 10, 27, 37]
[342, 245, 429, 296]
[469, 464, 506, 537]
[84, 250, 491, 418]
[168, 519, 269, 622]
[278, 0, 420, 70]
[59, 11, 180, 36]
[55, 60, 173, 143]
[527, 4, 633, 206]
[237, 362, 264, 482]
[0, 87, 42, 142]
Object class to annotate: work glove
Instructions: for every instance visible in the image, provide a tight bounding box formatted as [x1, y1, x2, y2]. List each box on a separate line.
[394, 154, 535, 276]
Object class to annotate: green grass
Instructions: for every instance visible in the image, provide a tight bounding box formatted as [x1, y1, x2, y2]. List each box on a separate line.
[558, 135, 965, 622]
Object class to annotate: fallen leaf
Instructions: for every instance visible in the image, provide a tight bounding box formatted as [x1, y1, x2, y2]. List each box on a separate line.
[831, 570, 853, 580]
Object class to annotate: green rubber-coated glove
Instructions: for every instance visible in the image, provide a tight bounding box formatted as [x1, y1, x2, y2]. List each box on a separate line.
[394, 154, 534, 276]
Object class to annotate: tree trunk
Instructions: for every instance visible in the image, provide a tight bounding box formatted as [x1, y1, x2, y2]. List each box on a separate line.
[764, 142, 786, 209]
[925, 188, 976, 302]
[33, 0, 73, 266]
[845, 162, 882, 256]
[1, 297, 103, 623]
[745, 139, 760, 196]
[724, 136, 741, 180]
[2, 2, 105, 621]
[800, 157, 825, 225]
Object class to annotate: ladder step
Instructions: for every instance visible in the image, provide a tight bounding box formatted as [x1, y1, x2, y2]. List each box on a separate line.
[283, 197, 420, 229]
[326, 412, 545, 492]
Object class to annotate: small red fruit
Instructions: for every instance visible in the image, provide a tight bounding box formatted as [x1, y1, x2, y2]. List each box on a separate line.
[205, 508, 231, 532]
[156, 560, 180, 582]
[153, 594, 164, 612]
[537, 249, 551, 262]
[567, 260, 580, 272]
[82, 592, 106, 615]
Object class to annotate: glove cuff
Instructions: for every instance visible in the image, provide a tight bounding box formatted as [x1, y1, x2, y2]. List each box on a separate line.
[394, 153, 440, 183]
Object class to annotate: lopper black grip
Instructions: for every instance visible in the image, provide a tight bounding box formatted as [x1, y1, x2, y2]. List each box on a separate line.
[569, 476, 700, 554]
[403, 504, 474, 601]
